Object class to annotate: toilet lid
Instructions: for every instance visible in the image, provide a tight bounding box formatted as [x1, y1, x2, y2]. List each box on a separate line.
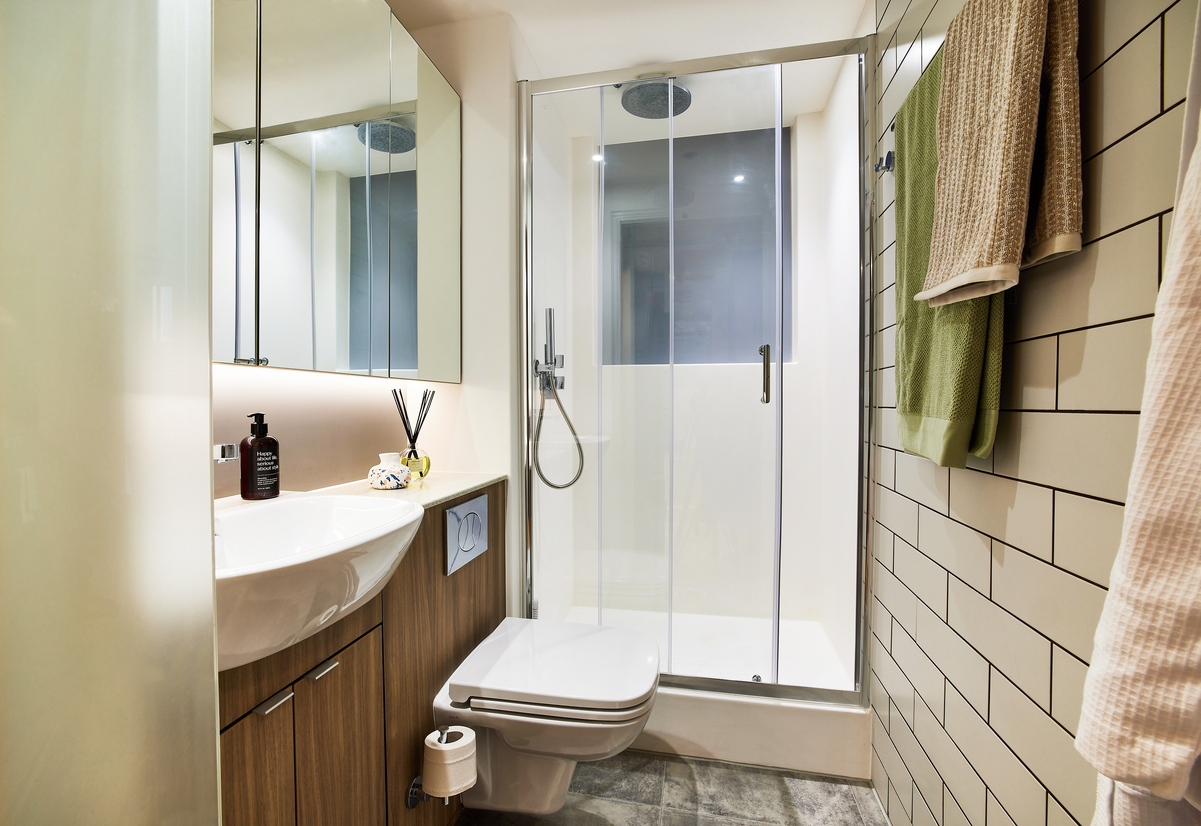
[449, 618, 660, 710]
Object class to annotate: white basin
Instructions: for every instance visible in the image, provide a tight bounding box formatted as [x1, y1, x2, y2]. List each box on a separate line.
[214, 494, 423, 671]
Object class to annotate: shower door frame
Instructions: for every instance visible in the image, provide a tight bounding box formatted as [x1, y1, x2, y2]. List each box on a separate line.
[519, 33, 879, 708]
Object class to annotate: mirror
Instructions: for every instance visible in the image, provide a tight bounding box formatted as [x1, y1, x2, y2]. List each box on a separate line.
[212, 0, 462, 382]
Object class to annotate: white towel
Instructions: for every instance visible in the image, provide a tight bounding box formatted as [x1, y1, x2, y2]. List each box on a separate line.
[1076, 3, 1201, 817]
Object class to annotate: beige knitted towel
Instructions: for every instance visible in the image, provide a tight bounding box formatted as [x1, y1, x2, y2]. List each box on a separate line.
[914, 0, 1082, 307]
[1075, 30, 1201, 808]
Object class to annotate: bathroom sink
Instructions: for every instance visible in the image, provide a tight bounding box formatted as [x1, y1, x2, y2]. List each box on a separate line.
[214, 494, 423, 670]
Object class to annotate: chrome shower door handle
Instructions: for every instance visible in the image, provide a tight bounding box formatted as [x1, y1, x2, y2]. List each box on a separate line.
[759, 344, 770, 404]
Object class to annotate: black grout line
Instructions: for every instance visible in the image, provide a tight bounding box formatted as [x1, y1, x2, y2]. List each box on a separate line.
[1160, 214, 1167, 287]
[1082, 98, 1184, 164]
[1050, 491, 1057, 567]
[878, 485, 1114, 591]
[1080, 209, 1172, 250]
[1080, 1, 1181, 83]
[1007, 315, 1154, 355]
[949, 681, 1057, 826]
[986, 666, 993, 724]
[1161, 12, 1167, 114]
[997, 407, 1141, 415]
[1054, 640, 1091, 670]
[1054, 334, 1060, 411]
[958, 468, 1127, 510]
[1048, 643, 1055, 721]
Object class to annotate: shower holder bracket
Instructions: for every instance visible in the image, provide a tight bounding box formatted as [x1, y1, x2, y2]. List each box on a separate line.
[534, 359, 565, 391]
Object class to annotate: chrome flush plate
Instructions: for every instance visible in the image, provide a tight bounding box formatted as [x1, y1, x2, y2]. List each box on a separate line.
[446, 493, 488, 576]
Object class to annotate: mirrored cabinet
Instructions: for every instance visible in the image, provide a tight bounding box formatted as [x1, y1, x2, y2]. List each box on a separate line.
[213, 0, 461, 382]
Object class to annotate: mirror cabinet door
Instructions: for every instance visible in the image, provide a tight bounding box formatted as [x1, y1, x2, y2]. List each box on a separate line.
[211, 0, 461, 383]
[388, 18, 420, 379]
[259, 0, 392, 373]
[414, 51, 462, 383]
[212, 0, 257, 365]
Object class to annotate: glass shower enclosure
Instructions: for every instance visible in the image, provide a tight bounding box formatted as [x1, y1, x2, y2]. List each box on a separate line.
[520, 37, 875, 698]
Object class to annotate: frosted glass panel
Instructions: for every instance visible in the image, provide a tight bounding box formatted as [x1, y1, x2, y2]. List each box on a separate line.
[2, 0, 219, 819]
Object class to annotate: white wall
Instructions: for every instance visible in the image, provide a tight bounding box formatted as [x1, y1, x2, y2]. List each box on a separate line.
[0, 0, 219, 820]
[399, 12, 534, 612]
[529, 90, 578, 624]
[780, 52, 863, 680]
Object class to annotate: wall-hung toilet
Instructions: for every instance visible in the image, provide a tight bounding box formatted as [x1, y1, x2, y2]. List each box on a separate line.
[433, 617, 660, 815]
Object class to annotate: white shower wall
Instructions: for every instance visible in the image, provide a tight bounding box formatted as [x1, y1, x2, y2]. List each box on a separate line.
[530, 59, 862, 690]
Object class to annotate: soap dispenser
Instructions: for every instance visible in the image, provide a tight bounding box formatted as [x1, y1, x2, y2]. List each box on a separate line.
[240, 412, 280, 500]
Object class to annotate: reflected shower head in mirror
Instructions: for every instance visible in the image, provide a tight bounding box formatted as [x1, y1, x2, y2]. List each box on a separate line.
[357, 120, 415, 154]
[620, 81, 691, 119]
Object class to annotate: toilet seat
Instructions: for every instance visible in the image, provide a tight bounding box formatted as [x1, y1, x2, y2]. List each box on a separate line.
[467, 694, 655, 723]
[449, 617, 660, 712]
[434, 618, 661, 815]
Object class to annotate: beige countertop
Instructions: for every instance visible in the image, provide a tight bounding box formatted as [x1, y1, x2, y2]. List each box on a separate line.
[215, 471, 508, 513]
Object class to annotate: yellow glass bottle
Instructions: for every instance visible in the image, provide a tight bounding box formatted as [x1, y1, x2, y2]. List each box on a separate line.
[404, 445, 431, 480]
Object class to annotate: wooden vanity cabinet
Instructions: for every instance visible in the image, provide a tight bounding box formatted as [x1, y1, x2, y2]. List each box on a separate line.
[220, 691, 296, 826]
[294, 627, 385, 826]
[219, 626, 385, 826]
[217, 479, 507, 826]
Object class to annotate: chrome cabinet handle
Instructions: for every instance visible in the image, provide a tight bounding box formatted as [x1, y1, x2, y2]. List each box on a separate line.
[253, 688, 294, 716]
[759, 344, 771, 404]
[304, 659, 339, 682]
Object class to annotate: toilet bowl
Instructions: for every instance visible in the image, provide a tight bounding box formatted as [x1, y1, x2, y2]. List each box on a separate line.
[432, 617, 660, 815]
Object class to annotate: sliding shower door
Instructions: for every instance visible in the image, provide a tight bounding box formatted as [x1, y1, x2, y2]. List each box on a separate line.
[663, 65, 781, 683]
[525, 45, 868, 696]
[597, 83, 674, 658]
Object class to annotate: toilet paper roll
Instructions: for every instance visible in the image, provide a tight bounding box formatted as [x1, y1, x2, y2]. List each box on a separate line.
[422, 726, 477, 798]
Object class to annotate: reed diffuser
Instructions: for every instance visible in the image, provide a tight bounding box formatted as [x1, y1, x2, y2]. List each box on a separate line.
[392, 388, 435, 480]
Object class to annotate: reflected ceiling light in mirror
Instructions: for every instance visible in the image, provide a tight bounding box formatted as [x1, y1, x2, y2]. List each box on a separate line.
[733, 174, 746, 182]
[592, 152, 604, 162]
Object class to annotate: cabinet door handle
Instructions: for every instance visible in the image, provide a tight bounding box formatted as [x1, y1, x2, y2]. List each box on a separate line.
[253, 688, 294, 716]
[759, 344, 771, 404]
[304, 659, 339, 682]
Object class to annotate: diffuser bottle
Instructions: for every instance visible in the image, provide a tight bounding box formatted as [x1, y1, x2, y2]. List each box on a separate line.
[391, 388, 435, 481]
[240, 412, 280, 500]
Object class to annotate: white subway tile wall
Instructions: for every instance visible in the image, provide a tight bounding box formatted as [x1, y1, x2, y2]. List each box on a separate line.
[867, 2, 1184, 825]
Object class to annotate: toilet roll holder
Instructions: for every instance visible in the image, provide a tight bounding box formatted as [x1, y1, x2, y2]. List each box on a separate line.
[407, 727, 452, 808]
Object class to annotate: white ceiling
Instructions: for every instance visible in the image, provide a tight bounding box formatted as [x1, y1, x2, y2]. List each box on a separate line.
[392, 0, 872, 81]
[537, 57, 856, 142]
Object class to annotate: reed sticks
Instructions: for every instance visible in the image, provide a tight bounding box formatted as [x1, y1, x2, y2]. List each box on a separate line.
[392, 388, 434, 450]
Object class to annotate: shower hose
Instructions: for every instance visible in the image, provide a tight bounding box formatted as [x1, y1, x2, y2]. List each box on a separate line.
[532, 377, 584, 489]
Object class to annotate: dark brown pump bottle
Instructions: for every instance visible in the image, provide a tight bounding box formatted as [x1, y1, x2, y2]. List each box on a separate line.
[240, 412, 280, 500]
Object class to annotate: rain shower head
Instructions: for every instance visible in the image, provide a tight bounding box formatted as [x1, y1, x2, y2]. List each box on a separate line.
[357, 121, 416, 154]
[620, 81, 691, 119]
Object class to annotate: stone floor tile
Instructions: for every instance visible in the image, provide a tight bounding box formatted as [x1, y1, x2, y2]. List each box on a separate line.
[571, 750, 666, 806]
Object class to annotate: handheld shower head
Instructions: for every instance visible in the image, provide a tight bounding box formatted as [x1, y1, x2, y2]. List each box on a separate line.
[533, 309, 583, 489]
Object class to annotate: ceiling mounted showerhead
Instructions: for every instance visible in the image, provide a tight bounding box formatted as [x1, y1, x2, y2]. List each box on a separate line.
[357, 120, 415, 154]
[621, 81, 691, 119]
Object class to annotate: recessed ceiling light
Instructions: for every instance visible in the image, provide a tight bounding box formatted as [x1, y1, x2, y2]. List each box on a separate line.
[733, 174, 745, 182]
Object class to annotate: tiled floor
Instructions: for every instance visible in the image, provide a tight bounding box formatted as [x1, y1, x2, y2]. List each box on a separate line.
[456, 751, 889, 826]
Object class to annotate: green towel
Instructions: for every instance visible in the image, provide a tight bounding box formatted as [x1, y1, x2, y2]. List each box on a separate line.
[893, 49, 1003, 469]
